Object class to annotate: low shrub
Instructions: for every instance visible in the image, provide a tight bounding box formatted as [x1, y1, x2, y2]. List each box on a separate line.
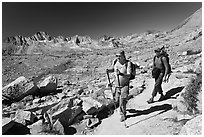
[182, 73, 202, 115]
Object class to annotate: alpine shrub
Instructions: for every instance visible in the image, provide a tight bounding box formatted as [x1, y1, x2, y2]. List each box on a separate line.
[182, 73, 202, 114]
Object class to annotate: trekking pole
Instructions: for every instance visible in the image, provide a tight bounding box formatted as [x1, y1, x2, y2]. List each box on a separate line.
[116, 70, 128, 128]
[106, 70, 117, 112]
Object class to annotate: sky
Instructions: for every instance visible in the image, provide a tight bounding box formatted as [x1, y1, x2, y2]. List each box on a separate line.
[2, 2, 202, 39]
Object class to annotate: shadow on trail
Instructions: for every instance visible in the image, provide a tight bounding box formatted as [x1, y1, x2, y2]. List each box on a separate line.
[126, 104, 172, 127]
[155, 86, 185, 102]
[127, 104, 172, 118]
[164, 86, 184, 100]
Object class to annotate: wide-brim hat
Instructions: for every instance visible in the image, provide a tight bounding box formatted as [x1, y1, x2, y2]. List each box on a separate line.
[154, 48, 161, 52]
[116, 50, 125, 56]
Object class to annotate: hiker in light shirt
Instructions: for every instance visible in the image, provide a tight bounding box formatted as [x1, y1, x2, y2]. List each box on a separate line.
[106, 50, 131, 122]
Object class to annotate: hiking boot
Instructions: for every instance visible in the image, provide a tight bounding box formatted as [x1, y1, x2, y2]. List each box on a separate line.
[120, 115, 126, 122]
[147, 97, 154, 104]
[158, 95, 166, 101]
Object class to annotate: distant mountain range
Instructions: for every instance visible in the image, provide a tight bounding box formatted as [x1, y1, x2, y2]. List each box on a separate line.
[2, 8, 202, 55]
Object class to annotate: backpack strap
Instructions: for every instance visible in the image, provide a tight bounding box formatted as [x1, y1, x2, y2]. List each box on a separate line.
[113, 58, 118, 67]
[112, 59, 128, 69]
[160, 55, 163, 64]
[154, 55, 165, 66]
[153, 56, 156, 67]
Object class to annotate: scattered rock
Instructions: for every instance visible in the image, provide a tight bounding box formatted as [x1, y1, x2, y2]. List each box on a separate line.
[28, 119, 44, 134]
[37, 75, 58, 95]
[177, 114, 194, 121]
[77, 88, 84, 95]
[47, 97, 74, 116]
[47, 97, 82, 126]
[33, 98, 41, 104]
[13, 110, 36, 125]
[53, 119, 65, 135]
[81, 97, 104, 115]
[86, 118, 100, 128]
[51, 106, 82, 126]
[182, 51, 188, 56]
[43, 112, 53, 130]
[186, 50, 201, 55]
[103, 89, 114, 99]
[83, 115, 93, 119]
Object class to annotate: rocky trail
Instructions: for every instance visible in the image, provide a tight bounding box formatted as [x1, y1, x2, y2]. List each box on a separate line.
[2, 53, 201, 135]
[92, 73, 189, 135]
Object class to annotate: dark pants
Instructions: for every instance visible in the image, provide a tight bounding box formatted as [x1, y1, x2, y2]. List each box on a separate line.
[152, 72, 164, 97]
[115, 85, 129, 116]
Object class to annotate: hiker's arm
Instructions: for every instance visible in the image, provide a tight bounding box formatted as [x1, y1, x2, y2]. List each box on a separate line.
[162, 57, 169, 81]
[106, 58, 117, 73]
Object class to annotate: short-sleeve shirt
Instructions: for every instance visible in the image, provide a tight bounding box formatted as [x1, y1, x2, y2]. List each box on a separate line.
[113, 60, 131, 87]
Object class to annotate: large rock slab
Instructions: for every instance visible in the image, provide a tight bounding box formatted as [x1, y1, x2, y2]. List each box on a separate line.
[47, 97, 82, 126]
[51, 106, 82, 127]
[47, 97, 74, 116]
[179, 115, 202, 135]
[2, 76, 39, 102]
[81, 96, 104, 115]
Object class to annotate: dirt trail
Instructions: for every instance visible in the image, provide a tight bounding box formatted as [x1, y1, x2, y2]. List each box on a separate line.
[92, 74, 187, 135]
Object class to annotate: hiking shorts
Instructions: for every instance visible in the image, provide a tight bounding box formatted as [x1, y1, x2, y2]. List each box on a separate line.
[152, 72, 164, 97]
[115, 84, 129, 99]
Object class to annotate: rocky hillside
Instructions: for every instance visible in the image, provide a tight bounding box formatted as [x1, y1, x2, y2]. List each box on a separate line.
[2, 8, 202, 135]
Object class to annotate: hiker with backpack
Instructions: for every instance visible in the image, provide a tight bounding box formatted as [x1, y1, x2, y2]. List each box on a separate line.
[106, 50, 133, 122]
[147, 47, 171, 104]
[160, 46, 172, 82]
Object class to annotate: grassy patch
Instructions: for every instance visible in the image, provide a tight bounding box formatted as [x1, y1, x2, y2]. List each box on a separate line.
[182, 73, 202, 115]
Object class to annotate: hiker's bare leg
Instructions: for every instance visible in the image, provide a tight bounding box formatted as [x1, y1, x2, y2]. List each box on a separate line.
[119, 97, 127, 115]
[148, 73, 164, 103]
[114, 88, 119, 103]
[119, 85, 129, 122]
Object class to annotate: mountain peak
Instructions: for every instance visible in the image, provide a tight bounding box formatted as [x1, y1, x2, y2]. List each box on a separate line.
[170, 8, 202, 33]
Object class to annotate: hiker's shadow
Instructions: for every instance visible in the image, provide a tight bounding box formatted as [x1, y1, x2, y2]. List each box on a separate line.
[126, 104, 172, 128]
[157, 86, 185, 102]
[126, 104, 172, 119]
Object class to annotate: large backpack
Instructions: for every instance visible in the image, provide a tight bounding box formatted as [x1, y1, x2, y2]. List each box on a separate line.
[129, 61, 137, 80]
[113, 59, 137, 80]
[153, 54, 171, 74]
